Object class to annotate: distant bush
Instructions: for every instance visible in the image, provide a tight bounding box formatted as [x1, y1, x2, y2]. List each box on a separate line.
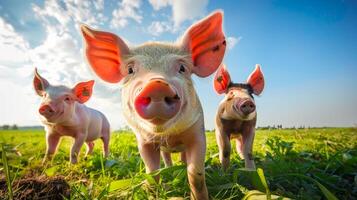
[2, 125, 10, 130]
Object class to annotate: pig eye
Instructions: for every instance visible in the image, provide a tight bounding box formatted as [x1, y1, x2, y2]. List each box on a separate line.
[128, 67, 134, 74]
[64, 97, 71, 102]
[179, 64, 186, 73]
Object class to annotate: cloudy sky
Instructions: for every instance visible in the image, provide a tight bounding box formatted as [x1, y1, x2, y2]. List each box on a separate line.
[0, 0, 356, 130]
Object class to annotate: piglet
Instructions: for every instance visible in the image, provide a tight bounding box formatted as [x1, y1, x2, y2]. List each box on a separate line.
[81, 11, 226, 199]
[33, 68, 110, 164]
[214, 64, 265, 169]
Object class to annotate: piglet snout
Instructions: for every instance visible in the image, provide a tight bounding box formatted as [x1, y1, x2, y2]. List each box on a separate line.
[134, 79, 181, 124]
[39, 104, 55, 117]
[238, 99, 256, 115]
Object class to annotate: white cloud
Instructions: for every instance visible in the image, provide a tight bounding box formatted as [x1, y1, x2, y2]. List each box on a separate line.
[0, 17, 30, 65]
[148, 0, 208, 29]
[110, 0, 142, 29]
[227, 36, 242, 50]
[147, 21, 172, 36]
[32, 0, 107, 32]
[171, 0, 208, 28]
[148, 0, 171, 10]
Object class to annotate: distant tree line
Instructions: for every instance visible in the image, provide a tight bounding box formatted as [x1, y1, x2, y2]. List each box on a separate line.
[1, 124, 18, 130]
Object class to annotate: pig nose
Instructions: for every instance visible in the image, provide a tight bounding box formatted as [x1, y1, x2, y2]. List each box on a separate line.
[39, 104, 55, 117]
[238, 100, 256, 115]
[134, 79, 181, 124]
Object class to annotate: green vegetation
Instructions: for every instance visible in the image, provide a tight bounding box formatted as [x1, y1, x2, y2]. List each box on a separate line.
[0, 128, 356, 199]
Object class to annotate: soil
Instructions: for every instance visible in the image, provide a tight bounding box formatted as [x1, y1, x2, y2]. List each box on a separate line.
[0, 175, 70, 200]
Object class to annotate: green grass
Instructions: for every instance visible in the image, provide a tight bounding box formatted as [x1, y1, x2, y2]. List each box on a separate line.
[1, 128, 356, 199]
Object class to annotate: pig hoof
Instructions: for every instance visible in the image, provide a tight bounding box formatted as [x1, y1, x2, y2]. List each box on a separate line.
[70, 159, 78, 164]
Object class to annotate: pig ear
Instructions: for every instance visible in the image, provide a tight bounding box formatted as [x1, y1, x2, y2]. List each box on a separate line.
[214, 64, 231, 94]
[81, 25, 130, 83]
[181, 11, 226, 77]
[72, 80, 95, 104]
[247, 64, 265, 95]
[33, 68, 49, 96]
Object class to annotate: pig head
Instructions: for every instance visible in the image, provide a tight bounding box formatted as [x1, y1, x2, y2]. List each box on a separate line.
[81, 11, 226, 199]
[33, 68, 110, 164]
[214, 64, 264, 169]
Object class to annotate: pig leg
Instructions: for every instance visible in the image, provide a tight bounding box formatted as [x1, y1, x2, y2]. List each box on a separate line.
[43, 132, 60, 163]
[138, 141, 160, 181]
[181, 151, 187, 164]
[85, 141, 94, 157]
[161, 151, 173, 167]
[235, 136, 244, 159]
[242, 129, 256, 169]
[215, 127, 231, 170]
[70, 133, 86, 164]
[101, 136, 109, 158]
[101, 121, 110, 157]
[185, 131, 208, 200]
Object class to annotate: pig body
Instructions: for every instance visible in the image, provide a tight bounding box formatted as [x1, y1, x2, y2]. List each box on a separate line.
[81, 11, 227, 199]
[214, 64, 265, 169]
[33, 69, 110, 164]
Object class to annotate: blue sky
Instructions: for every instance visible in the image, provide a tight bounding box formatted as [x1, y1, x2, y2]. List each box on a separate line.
[0, 0, 356, 129]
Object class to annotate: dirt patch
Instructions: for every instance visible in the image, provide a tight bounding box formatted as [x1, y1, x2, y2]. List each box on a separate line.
[0, 176, 70, 200]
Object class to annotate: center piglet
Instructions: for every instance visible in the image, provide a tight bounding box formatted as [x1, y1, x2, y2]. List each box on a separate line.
[213, 64, 265, 170]
[81, 11, 226, 199]
[33, 69, 110, 164]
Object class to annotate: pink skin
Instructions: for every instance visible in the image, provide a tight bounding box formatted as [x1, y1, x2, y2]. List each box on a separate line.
[81, 11, 226, 199]
[33, 68, 110, 164]
[214, 64, 264, 170]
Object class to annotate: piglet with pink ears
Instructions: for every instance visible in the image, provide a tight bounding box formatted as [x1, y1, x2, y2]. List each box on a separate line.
[33, 68, 110, 164]
[214, 64, 265, 170]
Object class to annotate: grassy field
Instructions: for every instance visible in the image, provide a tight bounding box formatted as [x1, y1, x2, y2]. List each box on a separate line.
[0, 128, 356, 199]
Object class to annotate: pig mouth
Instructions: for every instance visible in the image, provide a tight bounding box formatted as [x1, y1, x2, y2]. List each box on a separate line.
[43, 110, 64, 122]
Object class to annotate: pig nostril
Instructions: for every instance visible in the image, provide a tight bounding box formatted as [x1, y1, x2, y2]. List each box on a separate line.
[164, 94, 180, 106]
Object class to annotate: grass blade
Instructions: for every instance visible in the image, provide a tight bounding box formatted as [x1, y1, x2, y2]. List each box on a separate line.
[109, 178, 134, 192]
[2, 143, 14, 200]
[257, 168, 271, 200]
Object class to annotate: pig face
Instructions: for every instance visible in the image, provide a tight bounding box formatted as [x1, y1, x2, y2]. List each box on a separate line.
[33, 68, 94, 123]
[214, 64, 264, 121]
[81, 12, 226, 135]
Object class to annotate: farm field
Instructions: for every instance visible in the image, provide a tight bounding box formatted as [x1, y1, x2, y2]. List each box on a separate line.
[0, 128, 356, 199]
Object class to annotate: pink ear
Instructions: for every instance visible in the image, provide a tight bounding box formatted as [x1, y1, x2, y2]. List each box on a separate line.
[181, 11, 226, 77]
[247, 64, 265, 95]
[33, 68, 49, 96]
[214, 64, 231, 94]
[73, 80, 95, 104]
[81, 25, 130, 83]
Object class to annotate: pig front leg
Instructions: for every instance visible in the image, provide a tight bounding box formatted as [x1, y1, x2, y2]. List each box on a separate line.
[70, 133, 86, 164]
[138, 141, 160, 177]
[181, 151, 187, 164]
[215, 127, 231, 170]
[185, 131, 208, 200]
[235, 136, 244, 159]
[242, 128, 256, 169]
[161, 151, 173, 167]
[43, 132, 60, 163]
